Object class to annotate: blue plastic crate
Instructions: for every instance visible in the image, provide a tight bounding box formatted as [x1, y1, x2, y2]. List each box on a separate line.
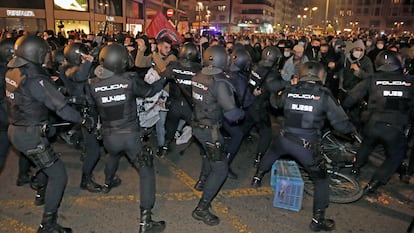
[271, 160, 304, 212]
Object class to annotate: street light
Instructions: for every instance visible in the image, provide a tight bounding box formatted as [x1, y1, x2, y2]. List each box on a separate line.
[394, 21, 404, 31]
[304, 6, 318, 24]
[297, 14, 307, 29]
[197, 2, 204, 34]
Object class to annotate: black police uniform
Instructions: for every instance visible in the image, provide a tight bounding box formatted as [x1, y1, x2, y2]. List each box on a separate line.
[343, 68, 414, 191]
[252, 74, 354, 231]
[89, 62, 166, 232]
[0, 55, 9, 170]
[59, 56, 102, 192]
[191, 65, 245, 225]
[6, 52, 83, 232]
[243, 63, 287, 166]
[162, 59, 201, 147]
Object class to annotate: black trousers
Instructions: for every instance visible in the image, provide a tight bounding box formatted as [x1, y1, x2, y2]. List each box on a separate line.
[242, 106, 272, 155]
[164, 103, 192, 144]
[222, 120, 244, 160]
[81, 127, 101, 176]
[8, 125, 68, 214]
[259, 135, 330, 211]
[0, 130, 9, 170]
[193, 126, 228, 202]
[355, 122, 407, 184]
[102, 131, 155, 209]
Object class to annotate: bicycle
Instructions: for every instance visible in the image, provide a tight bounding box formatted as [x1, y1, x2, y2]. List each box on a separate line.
[300, 130, 364, 204]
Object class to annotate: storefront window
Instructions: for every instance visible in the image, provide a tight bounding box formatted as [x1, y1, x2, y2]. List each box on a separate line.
[54, 0, 88, 12]
[0, 18, 46, 33]
[95, 21, 123, 34]
[55, 20, 90, 36]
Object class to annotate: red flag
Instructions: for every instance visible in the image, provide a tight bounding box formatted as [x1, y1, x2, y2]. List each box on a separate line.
[146, 11, 183, 44]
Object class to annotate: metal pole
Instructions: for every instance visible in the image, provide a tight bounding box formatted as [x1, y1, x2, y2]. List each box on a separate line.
[325, 0, 330, 27]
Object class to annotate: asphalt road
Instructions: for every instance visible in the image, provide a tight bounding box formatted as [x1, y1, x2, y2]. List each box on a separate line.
[0, 119, 413, 233]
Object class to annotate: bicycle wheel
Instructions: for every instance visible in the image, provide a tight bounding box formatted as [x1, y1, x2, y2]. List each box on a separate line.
[301, 167, 363, 204]
[321, 130, 358, 164]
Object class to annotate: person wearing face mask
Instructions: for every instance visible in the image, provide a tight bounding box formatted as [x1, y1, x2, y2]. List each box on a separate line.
[368, 38, 386, 67]
[281, 44, 309, 81]
[340, 39, 374, 129]
[324, 39, 346, 98]
[305, 38, 321, 61]
[365, 37, 376, 54]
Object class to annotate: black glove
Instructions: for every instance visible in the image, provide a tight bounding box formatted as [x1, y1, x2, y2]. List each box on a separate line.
[82, 116, 95, 133]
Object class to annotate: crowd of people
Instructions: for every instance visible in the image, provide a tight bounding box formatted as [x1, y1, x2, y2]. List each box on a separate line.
[0, 27, 414, 233]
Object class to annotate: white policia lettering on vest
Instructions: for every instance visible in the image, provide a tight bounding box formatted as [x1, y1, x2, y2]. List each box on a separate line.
[95, 83, 129, 92]
[193, 92, 203, 101]
[176, 79, 192, 86]
[376, 80, 412, 86]
[287, 93, 321, 100]
[173, 68, 196, 76]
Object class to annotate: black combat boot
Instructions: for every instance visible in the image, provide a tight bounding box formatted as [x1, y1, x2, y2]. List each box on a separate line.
[363, 179, 382, 196]
[139, 208, 166, 233]
[35, 186, 46, 206]
[194, 174, 208, 191]
[80, 174, 102, 193]
[102, 177, 122, 194]
[37, 212, 72, 233]
[192, 199, 220, 226]
[16, 174, 30, 186]
[253, 153, 263, 168]
[309, 209, 335, 232]
[251, 170, 265, 188]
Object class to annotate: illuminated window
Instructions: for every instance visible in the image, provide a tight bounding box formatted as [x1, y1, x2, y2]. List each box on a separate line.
[218, 5, 226, 11]
[393, 0, 400, 3]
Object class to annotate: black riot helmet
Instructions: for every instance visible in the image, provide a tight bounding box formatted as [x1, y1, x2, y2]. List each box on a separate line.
[98, 44, 129, 73]
[14, 35, 49, 65]
[178, 42, 199, 62]
[298, 61, 326, 84]
[260, 46, 282, 67]
[375, 50, 403, 72]
[203, 45, 228, 70]
[0, 38, 15, 64]
[229, 48, 252, 72]
[64, 42, 89, 65]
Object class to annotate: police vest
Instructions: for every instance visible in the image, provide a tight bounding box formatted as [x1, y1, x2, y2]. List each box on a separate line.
[368, 72, 413, 126]
[90, 72, 139, 130]
[283, 82, 330, 130]
[192, 73, 224, 126]
[5, 67, 50, 126]
[169, 61, 201, 105]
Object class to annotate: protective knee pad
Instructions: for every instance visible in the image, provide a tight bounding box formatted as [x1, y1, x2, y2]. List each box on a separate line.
[26, 144, 58, 169]
[205, 142, 225, 162]
[133, 145, 154, 169]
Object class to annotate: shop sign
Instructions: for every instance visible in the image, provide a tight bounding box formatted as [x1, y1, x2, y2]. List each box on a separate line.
[7, 10, 35, 17]
[106, 16, 115, 22]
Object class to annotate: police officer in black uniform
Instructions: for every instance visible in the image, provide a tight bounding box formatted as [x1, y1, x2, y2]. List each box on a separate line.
[160, 42, 202, 152]
[0, 38, 14, 171]
[343, 50, 414, 194]
[251, 61, 355, 232]
[191, 45, 245, 226]
[6, 35, 91, 233]
[243, 46, 287, 167]
[89, 44, 166, 233]
[60, 42, 102, 192]
[223, 47, 252, 179]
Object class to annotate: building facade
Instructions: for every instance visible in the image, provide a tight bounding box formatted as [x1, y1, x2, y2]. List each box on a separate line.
[334, 0, 414, 33]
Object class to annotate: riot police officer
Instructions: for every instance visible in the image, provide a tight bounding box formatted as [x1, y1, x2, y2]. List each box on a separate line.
[191, 45, 245, 226]
[224, 47, 252, 179]
[343, 50, 414, 195]
[251, 61, 355, 232]
[6, 35, 90, 233]
[89, 44, 166, 233]
[60, 42, 102, 193]
[243, 46, 287, 167]
[160, 42, 202, 153]
[0, 38, 14, 171]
